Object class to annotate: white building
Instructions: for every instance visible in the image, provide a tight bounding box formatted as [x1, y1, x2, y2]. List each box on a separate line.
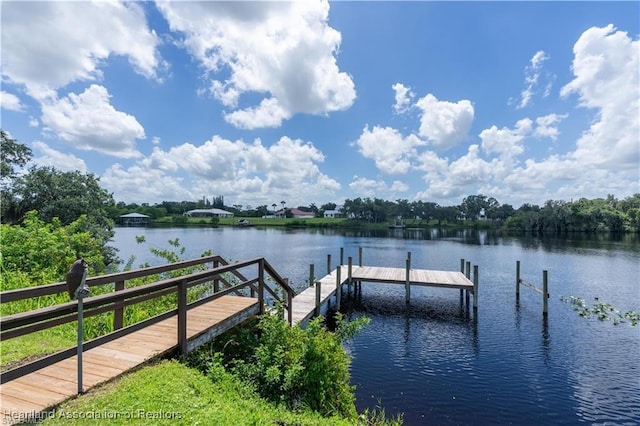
[183, 208, 234, 218]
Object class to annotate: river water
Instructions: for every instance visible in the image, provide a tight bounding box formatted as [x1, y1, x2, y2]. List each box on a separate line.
[111, 226, 640, 425]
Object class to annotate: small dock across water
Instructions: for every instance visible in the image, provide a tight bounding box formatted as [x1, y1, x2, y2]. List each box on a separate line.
[291, 252, 479, 325]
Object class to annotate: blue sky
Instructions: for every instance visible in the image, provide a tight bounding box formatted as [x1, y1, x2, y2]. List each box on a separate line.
[1, 1, 638, 209]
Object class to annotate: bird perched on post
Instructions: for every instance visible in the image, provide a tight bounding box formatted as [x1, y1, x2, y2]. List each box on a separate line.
[66, 258, 89, 299]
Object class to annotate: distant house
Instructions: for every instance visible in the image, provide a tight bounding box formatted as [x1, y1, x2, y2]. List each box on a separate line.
[324, 205, 343, 218]
[183, 208, 234, 218]
[118, 213, 150, 226]
[275, 208, 315, 219]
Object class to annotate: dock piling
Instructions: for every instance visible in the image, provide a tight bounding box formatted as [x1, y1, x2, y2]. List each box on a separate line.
[473, 265, 478, 310]
[327, 254, 332, 275]
[516, 260, 521, 302]
[405, 257, 411, 304]
[543, 270, 548, 316]
[358, 247, 363, 267]
[348, 257, 353, 294]
[336, 266, 342, 311]
[340, 247, 344, 265]
[315, 281, 321, 317]
[309, 264, 314, 288]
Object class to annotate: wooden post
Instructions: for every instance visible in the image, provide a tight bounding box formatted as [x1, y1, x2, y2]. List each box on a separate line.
[214, 258, 220, 293]
[335, 266, 341, 311]
[348, 256, 353, 294]
[113, 280, 124, 330]
[309, 264, 314, 288]
[178, 279, 187, 355]
[340, 247, 344, 265]
[327, 254, 332, 275]
[460, 259, 465, 300]
[542, 270, 548, 316]
[465, 261, 471, 279]
[407, 251, 412, 269]
[358, 247, 363, 267]
[516, 260, 520, 302]
[405, 257, 410, 304]
[315, 281, 322, 317]
[473, 265, 478, 310]
[258, 260, 265, 315]
[287, 288, 293, 325]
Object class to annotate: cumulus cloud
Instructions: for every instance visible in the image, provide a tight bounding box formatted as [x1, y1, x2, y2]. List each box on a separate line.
[348, 176, 408, 198]
[392, 83, 414, 114]
[1, 91, 24, 111]
[479, 118, 532, 158]
[534, 113, 567, 140]
[1, 1, 163, 100]
[41, 85, 145, 158]
[157, 0, 355, 129]
[101, 135, 340, 205]
[31, 141, 88, 173]
[415, 94, 474, 150]
[561, 24, 639, 171]
[518, 50, 551, 109]
[355, 125, 426, 174]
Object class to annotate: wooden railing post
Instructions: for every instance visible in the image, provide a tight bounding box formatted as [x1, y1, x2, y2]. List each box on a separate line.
[358, 247, 363, 267]
[543, 270, 548, 316]
[340, 247, 344, 266]
[309, 264, 314, 288]
[335, 267, 341, 311]
[258, 260, 265, 315]
[214, 258, 220, 294]
[348, 256, 353, 294]
[473, 265, 478, 310]
[287, 288, 293, 325]
[327, 254, 332, 275]
[113, 280, 124, 330]
[178, 279, 187, 355]
[516, 260, 520, 302]
[315, 281, 322, 317]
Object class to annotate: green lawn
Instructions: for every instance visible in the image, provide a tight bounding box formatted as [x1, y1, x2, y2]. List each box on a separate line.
[40, 360, 398, 425]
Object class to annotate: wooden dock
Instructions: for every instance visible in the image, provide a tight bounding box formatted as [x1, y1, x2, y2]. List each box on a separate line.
[0, 296, 258, 425]
[291, 264, 477, 325]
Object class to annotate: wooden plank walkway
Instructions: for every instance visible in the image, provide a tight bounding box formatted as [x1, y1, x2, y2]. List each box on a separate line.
[291, 265, 474, 325]
[0, 295, 258, 425]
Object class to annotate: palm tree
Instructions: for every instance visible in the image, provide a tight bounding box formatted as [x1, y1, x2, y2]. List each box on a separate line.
[271, 203, 277, 213]
[280, 201, 286, 211]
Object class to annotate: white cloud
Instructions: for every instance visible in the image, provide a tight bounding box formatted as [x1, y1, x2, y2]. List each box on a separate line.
[355, 125, 426, 174]
[31, 141, 88, 173]
[534, 113, 568, 140]
[348, 176, 408, 198]
[479, 118, 532, 158]
[415, 94, 474, 150]
[518, 50, 550, 109]
[0, 91, 24, 111]
[392, 83, 414, 114]
[561, 24, 640, 171]
[102, 135, 340, 206]
[157, 0, 355, 129]
[1, 1, 163, 100]
[41, 85, 145, 158]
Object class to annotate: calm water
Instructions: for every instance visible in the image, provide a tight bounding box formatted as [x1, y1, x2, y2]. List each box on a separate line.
[111, 226, 640, 425]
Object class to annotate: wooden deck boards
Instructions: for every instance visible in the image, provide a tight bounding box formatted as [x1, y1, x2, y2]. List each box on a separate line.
[291, 265, 474, 325]
[0, 295, 258, 424]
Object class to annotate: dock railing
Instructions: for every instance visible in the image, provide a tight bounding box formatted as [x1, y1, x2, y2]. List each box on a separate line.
[1, 256, 293, 385]
[515, 260, 549, 316]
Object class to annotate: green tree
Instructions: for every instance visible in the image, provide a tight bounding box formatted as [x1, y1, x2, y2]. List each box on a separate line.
[7, 167, 117, 265]
[0, 130, 32, 181]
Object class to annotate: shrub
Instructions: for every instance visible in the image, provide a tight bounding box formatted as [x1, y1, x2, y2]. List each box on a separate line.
[232, 312, 370, 418]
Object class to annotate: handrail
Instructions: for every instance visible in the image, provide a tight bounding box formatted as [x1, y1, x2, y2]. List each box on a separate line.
[1, 255, 296, 385]
[1, 254, 225, 303]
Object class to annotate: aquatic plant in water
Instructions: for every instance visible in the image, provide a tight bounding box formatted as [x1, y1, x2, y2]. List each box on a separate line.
[560, 295, 639, 326]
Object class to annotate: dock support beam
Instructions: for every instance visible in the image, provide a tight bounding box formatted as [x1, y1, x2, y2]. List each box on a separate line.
[315, 281, 321, 317]
[460, 259, 465, 302]
[178, 279, 187, 355]
[516, 260, 520, 302]
[473, 265, 478, 310]
[358, 247, 363, 267]
[405, 257, 411, 304]
[309, 264, 314, 288]
[348, 257, 353, 294]
[465, 261, 471, 307]
[327, 254, 332, 275]
[543, 270, 548, 316]
[340, 247, 344, 265]
[335, 266, 341, 311]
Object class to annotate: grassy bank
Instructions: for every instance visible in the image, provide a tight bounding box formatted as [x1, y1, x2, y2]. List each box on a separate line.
[40, 360, 365, 425]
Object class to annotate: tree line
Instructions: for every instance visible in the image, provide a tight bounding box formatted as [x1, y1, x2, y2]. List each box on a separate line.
[2, 129, 639, 252]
